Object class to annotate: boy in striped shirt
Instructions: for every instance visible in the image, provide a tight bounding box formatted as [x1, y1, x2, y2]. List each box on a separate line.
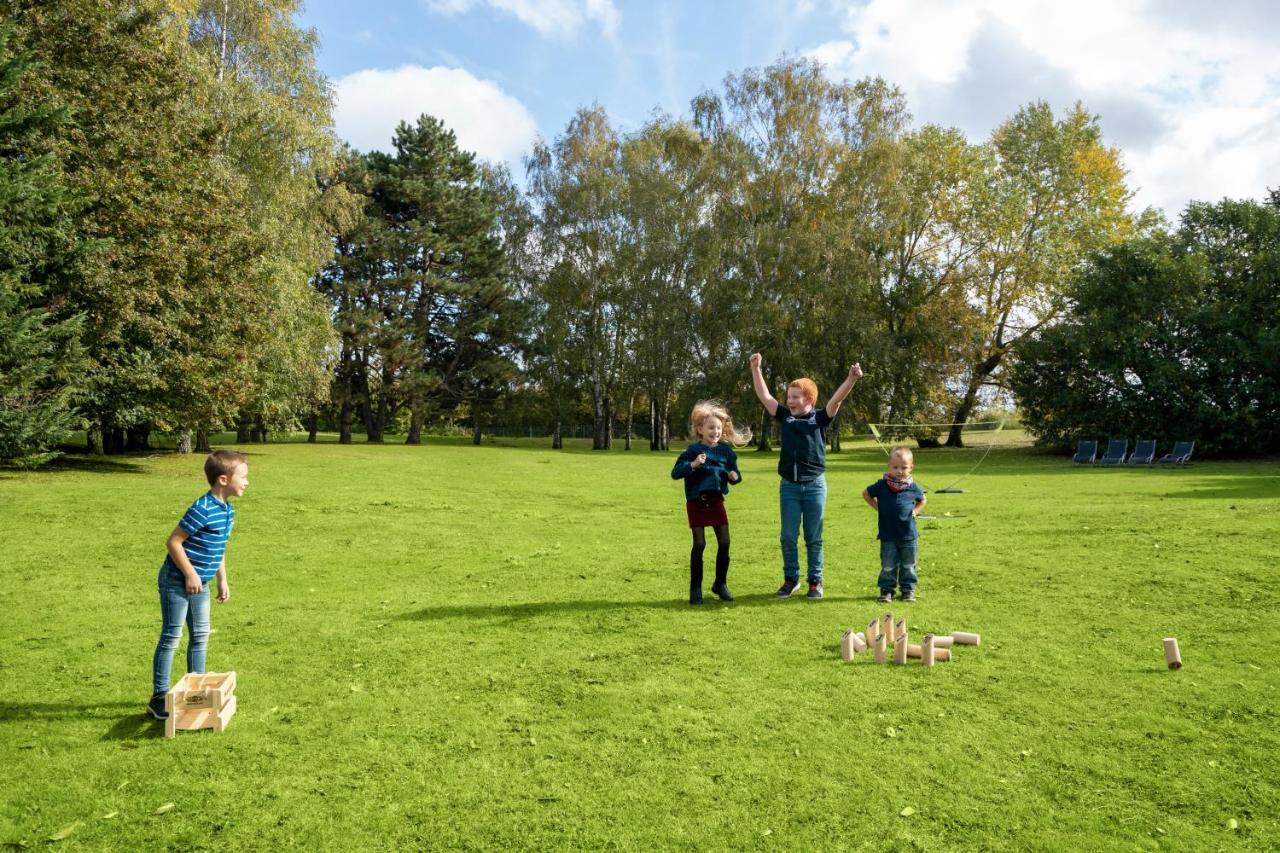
[147, 450, 249, 721]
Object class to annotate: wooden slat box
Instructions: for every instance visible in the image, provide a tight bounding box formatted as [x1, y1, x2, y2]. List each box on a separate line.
[165, 671, 237, 738]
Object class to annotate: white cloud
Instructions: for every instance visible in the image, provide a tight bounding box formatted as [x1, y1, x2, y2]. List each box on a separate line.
[426, 0, 620, 40]
[333, 65, 540, 163]
[804, 0, 1280, 217]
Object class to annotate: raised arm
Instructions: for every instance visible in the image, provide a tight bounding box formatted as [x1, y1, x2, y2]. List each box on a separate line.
[749, 353, 779, 417]
[824, 362, 864, 418]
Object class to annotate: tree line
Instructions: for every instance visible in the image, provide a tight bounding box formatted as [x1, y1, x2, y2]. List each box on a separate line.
[3, 3, 1275, 467]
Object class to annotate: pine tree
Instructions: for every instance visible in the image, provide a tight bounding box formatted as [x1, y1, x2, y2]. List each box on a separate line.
[0, 25, 91, 467]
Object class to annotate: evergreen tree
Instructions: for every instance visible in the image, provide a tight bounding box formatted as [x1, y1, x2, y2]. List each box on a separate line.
[0, 25, 91, 467]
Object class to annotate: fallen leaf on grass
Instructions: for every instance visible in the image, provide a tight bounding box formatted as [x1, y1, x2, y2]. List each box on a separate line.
[1228, 818, 1239, 830]
[900, 807, 915, 817]
[154, 803, 175, 815]
[99, 812, 118, 820]
[48, 821, 81, 841]
[885, 727, 897, 738]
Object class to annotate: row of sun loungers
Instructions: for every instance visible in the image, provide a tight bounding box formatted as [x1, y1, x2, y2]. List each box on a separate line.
[1073, 439, 1194, 465]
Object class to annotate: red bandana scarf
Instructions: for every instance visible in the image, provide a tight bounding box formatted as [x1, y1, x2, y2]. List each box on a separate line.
[884, 473, 913, 493]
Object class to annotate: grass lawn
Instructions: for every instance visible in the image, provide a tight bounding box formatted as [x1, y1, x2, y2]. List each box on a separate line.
[1, 436, 1278, 850]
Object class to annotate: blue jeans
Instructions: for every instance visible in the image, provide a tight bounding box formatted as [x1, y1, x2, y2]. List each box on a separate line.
[152, 568, 210, 694]
[779, 475, 826, 583]
[877, 539, 918, 595]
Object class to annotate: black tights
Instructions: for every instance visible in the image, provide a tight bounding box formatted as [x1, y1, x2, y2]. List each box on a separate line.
[690, 525, 730, 588]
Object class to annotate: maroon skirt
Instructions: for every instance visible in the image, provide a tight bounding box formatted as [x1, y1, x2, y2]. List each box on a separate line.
[686, 493, 729, 528]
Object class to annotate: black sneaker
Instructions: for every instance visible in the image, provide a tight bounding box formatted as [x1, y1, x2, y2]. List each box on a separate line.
[710, 582, 734, 602]
[689, 585, 703, 605]
[776, 578, 800, 598]
[877, 591, 893, 604]
[147, 692, 169, 721]
[901, 591, 917, 602]
[806, 582, 824, 600]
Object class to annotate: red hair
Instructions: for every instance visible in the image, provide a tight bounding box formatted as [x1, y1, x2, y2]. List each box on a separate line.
[787, 378, 818, 406]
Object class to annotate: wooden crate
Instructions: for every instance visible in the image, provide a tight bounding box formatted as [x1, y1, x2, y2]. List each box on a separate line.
[165, 671, 237, 738]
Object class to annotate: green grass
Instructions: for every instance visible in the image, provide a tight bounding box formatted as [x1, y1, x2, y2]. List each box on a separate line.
[1, 438, 1278, 850]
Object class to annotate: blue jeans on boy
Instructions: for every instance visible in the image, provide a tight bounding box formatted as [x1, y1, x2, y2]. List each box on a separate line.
[779, 475, 826, 583]
[152, 568, 210, 694]
[878, 539, 918, 596]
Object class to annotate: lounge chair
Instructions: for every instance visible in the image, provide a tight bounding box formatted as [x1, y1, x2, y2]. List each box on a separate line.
[1128, 439, 1156, 465]
[1158, 440, 1195, 465]
[1072, 440, 1097, 464]
[1099, 438, 1128, 465]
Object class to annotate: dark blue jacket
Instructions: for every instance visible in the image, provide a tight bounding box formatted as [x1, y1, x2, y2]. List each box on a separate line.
[672, 442, 742, 501]
[865, 477, 927, 542]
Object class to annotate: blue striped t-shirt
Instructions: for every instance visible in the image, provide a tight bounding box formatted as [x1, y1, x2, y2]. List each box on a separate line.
[162, 492, 236, 582]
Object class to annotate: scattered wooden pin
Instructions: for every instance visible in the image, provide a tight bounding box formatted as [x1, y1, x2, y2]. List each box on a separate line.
[840, 629, 863, 661]
[893, 630, 908, 665]
[1163, 637, 1182, 670]
[905, 644, 951, 662]
[921, 634, 936, 668]
[951, 631, 981, 646]
[931, 635, 955, 649]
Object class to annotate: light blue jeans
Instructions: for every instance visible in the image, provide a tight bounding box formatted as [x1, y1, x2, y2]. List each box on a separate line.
[877, 539, 918, 596]
[152, 568, 210, 694]
[779, 475, 826, 583]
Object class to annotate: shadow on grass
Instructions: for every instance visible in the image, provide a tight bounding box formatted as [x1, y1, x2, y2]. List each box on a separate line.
[1159, 482, 1280, 500]
[0, 701, 163, 742]
[39, 455, 147, 475]
[402, 591, 876, 622]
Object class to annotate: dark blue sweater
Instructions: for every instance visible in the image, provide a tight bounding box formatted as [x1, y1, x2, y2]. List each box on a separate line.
[671, 442, 742, 501]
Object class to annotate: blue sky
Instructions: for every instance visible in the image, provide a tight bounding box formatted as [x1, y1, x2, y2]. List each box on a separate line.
[297, 0, 1280, 218]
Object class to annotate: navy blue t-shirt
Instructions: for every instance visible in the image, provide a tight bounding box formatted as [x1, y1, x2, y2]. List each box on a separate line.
[774, 405, 833, 482]
[865, 478, 926, 542]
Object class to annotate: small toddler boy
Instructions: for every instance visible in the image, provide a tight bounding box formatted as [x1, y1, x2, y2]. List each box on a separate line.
[862, 446, 926, 603]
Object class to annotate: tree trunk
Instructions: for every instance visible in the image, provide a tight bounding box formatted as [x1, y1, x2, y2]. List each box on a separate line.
[236, 420, 251, 443]
[757, 410, 772, 452]
[86, 423, 101, 455]
[339, 397, 353, 445]
[591, 380, 608, 450]
[659, 394, 670, 451]
[306, 414, 318, 444]
[829, 413, 842, 452]
[624, 390, 634, 451]
[103, 426, 125, 454]
[649, 395, 659, 451]
[552, 419, 563, 450]
[948, 353, 1004, 447]
[472, 408, 482, 445]
[406, 407, 422, 445]
[177, 430, 193, 454]
[196, 430, 211, 452]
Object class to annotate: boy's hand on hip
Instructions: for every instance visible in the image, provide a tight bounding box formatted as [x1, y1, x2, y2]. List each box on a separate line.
[184, 573, 203, 595]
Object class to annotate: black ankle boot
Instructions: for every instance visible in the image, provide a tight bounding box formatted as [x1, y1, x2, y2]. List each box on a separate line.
[710, 580, 733, 601]
[689, 583, 703, 605]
